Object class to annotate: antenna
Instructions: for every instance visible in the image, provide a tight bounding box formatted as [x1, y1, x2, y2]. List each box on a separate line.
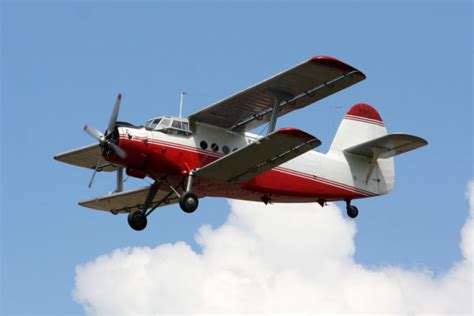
[179, 91, 187, 118]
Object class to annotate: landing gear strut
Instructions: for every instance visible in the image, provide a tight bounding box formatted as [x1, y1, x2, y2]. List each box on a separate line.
[346, 200, 359, 218]
[126, 171, 200, 230]
[179, 170, 199, 213]
[127, 181, 161, 231]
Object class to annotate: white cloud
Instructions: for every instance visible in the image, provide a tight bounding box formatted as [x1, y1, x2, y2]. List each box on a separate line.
[73, 183, 474, 315]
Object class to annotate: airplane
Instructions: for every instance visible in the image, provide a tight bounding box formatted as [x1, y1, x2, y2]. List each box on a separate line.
[54, 56, 428, 231]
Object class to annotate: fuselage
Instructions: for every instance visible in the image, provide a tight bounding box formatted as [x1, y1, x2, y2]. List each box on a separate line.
[106, 120, 387, 205]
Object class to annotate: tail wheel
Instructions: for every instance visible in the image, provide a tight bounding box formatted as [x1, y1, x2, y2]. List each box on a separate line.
[179, 192, 199, 213]
[128, 210, 147, 231]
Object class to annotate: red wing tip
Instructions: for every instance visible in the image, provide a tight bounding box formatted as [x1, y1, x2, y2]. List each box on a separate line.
[117, 93, 122, 100]
[309, 55, 364, 75]
[276, 127, 320, 143]
[346, 103, 383, 122]
[310, 55, 340, 62]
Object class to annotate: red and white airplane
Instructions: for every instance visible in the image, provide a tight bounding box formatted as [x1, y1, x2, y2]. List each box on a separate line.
[55, 56, 427, 231]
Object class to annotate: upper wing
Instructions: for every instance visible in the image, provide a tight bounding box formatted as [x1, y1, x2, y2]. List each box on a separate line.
[344, 133, 428, 159]
[54, 144, 117, 172]
[79, 187, 179, 213]
[189, 56, 365, 132]
[196, 128, 321, 183]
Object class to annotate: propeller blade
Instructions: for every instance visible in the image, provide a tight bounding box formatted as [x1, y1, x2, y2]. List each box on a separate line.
[84, 125, 105, 142]
[107, 93, 122, 136]
[108, 142, 127, 159]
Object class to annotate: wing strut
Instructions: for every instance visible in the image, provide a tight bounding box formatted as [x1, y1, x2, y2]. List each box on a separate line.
[116, 166, 124, 193]
[267, 90, 293, 134]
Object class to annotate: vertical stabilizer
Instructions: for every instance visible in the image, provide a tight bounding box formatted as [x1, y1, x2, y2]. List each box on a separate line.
[329, 103, 395, 195]
[329, 103, 388, 153]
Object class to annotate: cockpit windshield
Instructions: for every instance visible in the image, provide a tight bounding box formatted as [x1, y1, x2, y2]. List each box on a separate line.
[144, 116, 192, 136]
[145, 118, 162, 130]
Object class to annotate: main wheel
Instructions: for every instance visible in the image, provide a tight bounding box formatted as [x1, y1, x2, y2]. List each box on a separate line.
[179, 192, 199, 213]
[128, 210, 147, 231]
[346, 205, 359, 218]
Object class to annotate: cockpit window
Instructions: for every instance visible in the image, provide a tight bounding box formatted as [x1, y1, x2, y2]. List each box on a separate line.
[158, 118, 171, 129]
[172, 120, 181, 129]
[149, 118, 161, 129]
[145, 116, 192, 136]
[167, 118, 191, 136]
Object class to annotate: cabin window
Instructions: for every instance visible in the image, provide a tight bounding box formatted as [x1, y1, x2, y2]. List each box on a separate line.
[211, 143, 219, 152]
[200, 141, 208, 150]
[222, 146, 230, 155]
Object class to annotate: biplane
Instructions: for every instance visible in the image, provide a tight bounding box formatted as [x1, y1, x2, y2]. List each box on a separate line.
[54, 56, 427, 231]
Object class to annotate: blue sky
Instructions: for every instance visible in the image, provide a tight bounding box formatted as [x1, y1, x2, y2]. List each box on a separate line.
[1, 0, 472, 314]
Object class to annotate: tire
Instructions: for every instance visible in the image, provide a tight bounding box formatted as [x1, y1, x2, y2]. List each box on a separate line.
[179, 192, 199, 213]
[347, 205, 359, 218]
[127, 209, 147, 231]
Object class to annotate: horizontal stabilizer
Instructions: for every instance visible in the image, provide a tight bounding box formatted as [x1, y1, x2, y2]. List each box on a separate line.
[344, 133, 428, 159]
[54, 144, 117, 172]
[79, 187, 179, 213]
[196, 128, 321, 183]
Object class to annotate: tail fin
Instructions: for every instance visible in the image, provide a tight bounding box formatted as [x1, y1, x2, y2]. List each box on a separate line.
[328, 103, 427, 195]
[329, 103, 394, 195]
[329, 103, 388, 153]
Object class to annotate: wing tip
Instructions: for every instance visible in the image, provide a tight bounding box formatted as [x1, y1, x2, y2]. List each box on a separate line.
[276, 127, 321, 144]
[310, 55, 366, 78]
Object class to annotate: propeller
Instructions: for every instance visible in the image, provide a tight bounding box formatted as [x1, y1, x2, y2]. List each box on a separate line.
[107, 93, 122, 136]
[85, 93, 127, 189]
[84, 93, 127, 159]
